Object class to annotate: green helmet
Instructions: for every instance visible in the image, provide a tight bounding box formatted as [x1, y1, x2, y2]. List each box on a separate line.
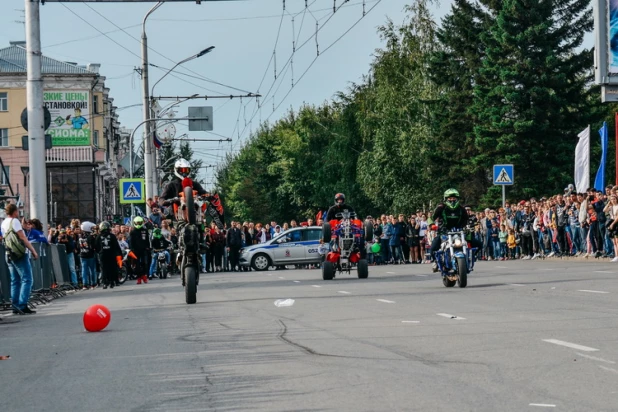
[153, 228, 162, 239]
[133, 216, 144, 229]
[99, 221, 111, 232]
[443, 188, 460, 209]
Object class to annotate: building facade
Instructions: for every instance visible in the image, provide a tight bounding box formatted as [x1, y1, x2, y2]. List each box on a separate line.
[0, 41, 128, 224]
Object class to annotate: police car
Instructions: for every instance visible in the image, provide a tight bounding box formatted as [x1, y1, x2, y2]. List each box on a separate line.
[239, 226, 324, 270]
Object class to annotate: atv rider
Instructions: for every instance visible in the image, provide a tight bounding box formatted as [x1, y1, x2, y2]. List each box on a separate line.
[325, 193, 356, 222]
[429, 189, 481, 271]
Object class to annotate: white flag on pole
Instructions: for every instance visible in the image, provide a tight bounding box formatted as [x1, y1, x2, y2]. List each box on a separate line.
[574, 125, 590, 193]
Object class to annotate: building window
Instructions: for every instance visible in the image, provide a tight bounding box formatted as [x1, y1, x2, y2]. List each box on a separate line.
[93, 95, 99, 114]
[93, 130, 99, 148]
[0, 92, 7, 111]
[0, 129, 8, 147]
[1, 166, 10, 186]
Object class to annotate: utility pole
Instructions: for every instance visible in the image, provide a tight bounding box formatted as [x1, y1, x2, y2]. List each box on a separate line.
[141, 2, 163, 214]
[25, 0, 48, 233]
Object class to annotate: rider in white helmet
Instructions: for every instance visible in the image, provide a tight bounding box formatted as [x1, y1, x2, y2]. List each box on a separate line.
[160, 158, 209, 204]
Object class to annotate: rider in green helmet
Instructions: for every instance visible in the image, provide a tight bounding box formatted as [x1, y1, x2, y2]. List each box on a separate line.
[149, 228, 170, 278]
[128, 215, 151, 283]
[429, 189, 477, 271]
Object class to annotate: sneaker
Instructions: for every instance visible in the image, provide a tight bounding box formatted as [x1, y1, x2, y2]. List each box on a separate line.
[432, 262, 438, 273]
[103, 285, 108, 289]
[531, 254, 538, 260]
[547, 252, 555, 258]
[136, 277, 142, 285]
[82, 286, 89, 290]
[143, 275, 149, 284]
[612, 257, 618, 263]
[22, 307, 36, 315]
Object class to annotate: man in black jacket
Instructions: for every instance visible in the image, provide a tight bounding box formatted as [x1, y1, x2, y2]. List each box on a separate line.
[325, 193, 356, 222]
[226, 221, 243, 272]
[128, 216, 151, 284]
[94, 221, 122, 289]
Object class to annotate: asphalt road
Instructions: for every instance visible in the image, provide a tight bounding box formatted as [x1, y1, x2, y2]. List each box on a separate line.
[1, 259, 617, 412]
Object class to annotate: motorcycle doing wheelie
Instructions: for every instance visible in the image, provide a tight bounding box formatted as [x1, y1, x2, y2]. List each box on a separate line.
[167, 178, 208, 304]
[434, 228, 476, 288]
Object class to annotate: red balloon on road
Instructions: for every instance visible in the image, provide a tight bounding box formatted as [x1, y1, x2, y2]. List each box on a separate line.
[83, 304, 111, 332]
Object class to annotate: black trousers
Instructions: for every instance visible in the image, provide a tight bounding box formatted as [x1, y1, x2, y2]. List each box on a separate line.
[521, 234, 533, 257]
[228, 246, 240, 270]
[557, 226, 567, 255]
[101, 258, 117, 286]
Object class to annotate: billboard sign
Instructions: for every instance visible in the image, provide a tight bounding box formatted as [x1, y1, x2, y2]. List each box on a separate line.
[610, 0, 618, 74]
[44, 90, 91, 146]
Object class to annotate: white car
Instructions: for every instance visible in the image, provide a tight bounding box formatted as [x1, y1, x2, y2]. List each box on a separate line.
[239, 226, 323, 271]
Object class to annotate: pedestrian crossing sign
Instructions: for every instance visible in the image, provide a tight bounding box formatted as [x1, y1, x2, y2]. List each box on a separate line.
[119, 178, 145, 204]
[493, 164, 514, 185]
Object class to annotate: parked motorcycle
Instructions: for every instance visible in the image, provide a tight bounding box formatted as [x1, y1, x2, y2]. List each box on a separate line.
[154, 249, 169, 279]
[434, 229, 476, 288]
[118, 249, 139, 285]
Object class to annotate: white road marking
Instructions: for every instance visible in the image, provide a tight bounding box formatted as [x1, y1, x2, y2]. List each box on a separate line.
[401, 321, 420, 324]
[376, 299, 395, 304]
[542, 339, 599, 352]
[599, 365, 618, 374]
[293, 280, 301, 283]
[529, 404, 556, 408]
[415, 274, 428, 277]
[577, 290, 609, 294]
[436, 313, 466, 320]
[509, 283, 526, 286]
[267, 274, 272, 276]
[495, 266, 508, 269]
[311, 285, 322, 288]
[594, 270, 613, 273]
[576, 353, 616, 364]
[386, 271, 396, 274]
[278, 277, 285, 279]
[337, 291, 351, 294]
[542, 269, 555, 271]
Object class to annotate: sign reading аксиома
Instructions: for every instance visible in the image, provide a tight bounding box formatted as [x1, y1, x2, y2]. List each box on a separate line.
[44, 91, 90, 146]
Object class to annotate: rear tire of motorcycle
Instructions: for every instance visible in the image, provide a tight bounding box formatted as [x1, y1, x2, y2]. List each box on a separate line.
[162, 263, 168, 279]
[184, 186, 196, 225]
[322, 223, 331, 243]
[118, 266, 127, 285]
[364, 222, 373, 242]
[185, 266, 197, 304]
[456, 257, 468, 288]
[322, 261, 334, 280]
[357, 259, 368, 279]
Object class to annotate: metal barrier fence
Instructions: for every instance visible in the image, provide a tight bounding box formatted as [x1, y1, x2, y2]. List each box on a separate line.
[0, 243, 73, 313]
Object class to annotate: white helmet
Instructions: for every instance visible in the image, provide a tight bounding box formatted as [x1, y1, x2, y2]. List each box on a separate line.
[80, 221, 96, 233]
[174, 158, 191, 179]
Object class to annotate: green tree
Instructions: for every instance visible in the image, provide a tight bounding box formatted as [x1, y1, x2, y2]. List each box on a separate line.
[473, 0, 596, 204]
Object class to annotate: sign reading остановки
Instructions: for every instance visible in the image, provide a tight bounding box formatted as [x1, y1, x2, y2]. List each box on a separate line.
[44, 91, 91, 146]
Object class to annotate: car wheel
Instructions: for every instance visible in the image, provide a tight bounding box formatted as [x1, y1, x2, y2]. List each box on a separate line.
[251, 254, 271, 271]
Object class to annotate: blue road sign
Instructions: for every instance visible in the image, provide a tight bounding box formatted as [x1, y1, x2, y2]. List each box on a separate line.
[124, 217, 131, 225]
[493, 164, 514, 185]
[119, 178, 145, 204]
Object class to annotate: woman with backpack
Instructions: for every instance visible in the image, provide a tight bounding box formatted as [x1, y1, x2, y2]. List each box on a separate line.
[1, 204, 39, 314]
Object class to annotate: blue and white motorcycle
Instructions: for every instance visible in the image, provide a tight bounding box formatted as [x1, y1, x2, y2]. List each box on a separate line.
[434, 229, 476, 288]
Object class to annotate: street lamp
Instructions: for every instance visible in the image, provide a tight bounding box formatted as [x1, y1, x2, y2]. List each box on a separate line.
[150, 46, 215, 98]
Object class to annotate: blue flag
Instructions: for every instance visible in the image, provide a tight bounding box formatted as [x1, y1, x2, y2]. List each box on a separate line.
[594, 122, 608, 192]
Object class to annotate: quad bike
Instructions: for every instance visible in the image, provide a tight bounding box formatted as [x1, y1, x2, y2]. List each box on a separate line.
[321, 211, 373, 280]
[434, 228, 476, 288]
